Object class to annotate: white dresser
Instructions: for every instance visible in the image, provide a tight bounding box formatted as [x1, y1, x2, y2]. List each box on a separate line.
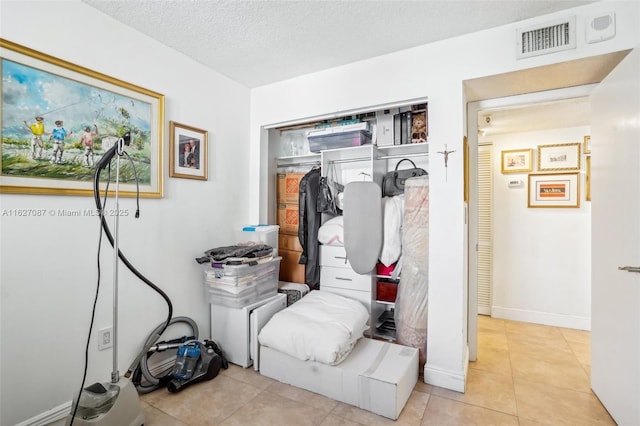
[319, 245, 383, 334]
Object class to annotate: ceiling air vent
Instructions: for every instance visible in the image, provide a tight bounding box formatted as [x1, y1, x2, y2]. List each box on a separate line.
[516, 16, 576, 59]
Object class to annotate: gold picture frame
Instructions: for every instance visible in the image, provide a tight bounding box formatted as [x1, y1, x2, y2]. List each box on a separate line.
[1, 38, 164, 197]
[537, 142, 581, 172]
[528, 172, 580, 208]
[169, 121, 208, 180]
[583, 135, 591, 155]
[463, 136, 469, 202]
[585, 155, 591, 202]
[501, 148, 533, 174]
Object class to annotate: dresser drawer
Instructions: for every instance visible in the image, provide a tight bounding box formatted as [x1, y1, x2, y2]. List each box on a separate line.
[319, 245, 352, 268]
[320, 265, 371, 292]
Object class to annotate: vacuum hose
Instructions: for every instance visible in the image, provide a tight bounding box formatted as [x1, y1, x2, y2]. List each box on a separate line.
[129, 316, 199, 393]
[93, 138, 174, 376]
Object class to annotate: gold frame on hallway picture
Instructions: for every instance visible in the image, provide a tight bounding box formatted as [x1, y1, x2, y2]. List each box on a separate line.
[501, 148, 533, 174]
[537, 142, 581, 172]
[528, 172, 580, 208]
[585, 156, 591, 202]
[583, 135, 591, 155]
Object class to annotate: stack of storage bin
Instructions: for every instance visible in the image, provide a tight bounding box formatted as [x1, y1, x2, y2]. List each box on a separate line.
[203, 257, 281, 308]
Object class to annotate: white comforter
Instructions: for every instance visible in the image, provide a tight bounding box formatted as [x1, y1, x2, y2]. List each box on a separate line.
[258, 290, 369, 365]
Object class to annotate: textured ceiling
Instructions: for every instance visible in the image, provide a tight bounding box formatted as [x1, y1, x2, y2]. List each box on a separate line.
[82, 0, 595, 88]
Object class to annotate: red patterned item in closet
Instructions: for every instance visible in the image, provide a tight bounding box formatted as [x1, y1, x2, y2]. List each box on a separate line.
[376, 262, 396, 276]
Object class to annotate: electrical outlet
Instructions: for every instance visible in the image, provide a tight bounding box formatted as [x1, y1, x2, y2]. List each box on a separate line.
[98, 327, 113, 351]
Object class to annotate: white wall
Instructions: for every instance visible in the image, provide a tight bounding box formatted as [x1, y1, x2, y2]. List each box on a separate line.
[0, 1, 252, 424]
[249, 1, 639, 392]
[487, 126, 591, 329]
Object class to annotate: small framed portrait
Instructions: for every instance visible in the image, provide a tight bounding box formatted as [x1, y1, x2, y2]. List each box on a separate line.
[169, 121, 207, 180]
[501, 148, 533, 174]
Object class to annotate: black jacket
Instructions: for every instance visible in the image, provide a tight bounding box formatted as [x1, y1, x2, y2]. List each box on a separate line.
[298, 167, 321, 290]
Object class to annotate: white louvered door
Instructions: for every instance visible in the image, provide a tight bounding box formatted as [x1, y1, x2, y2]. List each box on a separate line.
[477, 144, 493, 315]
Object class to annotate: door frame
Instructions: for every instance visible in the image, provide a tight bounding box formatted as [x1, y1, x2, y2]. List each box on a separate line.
[466, 84, 597, 362]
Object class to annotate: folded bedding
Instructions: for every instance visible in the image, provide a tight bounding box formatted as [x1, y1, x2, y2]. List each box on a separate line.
[258, 290, 369, 365]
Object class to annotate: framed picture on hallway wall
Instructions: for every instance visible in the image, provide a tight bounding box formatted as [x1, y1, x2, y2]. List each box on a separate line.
[583, 135, 591, 154]
[0, 38, 165, 197]
[537, 142, 581, 171]
[169, 121, 208, 180]
[501, 148, 533, 173]
[528, 172, 580, 208]
[585, 156, 591, 202]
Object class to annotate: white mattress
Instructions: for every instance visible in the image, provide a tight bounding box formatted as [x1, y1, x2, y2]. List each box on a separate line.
[258, 290, 369, 365]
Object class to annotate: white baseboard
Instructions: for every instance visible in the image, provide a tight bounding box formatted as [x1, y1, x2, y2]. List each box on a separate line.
[423, 352, 468, 393]
[491, 306, 590, 330]
[15, 401, 70, 426]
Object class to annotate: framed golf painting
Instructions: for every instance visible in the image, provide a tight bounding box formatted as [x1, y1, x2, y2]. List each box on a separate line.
[1, 38, 165, 197]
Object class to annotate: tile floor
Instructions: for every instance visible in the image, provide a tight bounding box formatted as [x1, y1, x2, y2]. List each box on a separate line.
[139, 316, 615, 425]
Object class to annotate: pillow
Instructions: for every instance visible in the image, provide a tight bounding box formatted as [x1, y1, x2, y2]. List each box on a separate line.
[258, 290, 369, 365]
[318, 215, 344, 246]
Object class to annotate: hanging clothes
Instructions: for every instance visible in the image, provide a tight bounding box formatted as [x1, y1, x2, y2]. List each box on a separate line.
[298, 167, 321, 290]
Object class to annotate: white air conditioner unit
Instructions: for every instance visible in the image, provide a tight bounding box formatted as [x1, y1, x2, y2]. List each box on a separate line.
[516, 16, 576, 59]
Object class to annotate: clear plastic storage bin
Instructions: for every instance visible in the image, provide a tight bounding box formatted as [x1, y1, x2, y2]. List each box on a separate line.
[307, 130, 372, 152]
[204, 257, 281, 308]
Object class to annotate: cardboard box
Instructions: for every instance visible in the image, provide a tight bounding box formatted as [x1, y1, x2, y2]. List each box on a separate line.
[278, 232, 302, 252]
[277, 203, 299, 234]
[277, 173, 305, 204]
[260, 338, 418, 420]
[278, 248, 305, 284]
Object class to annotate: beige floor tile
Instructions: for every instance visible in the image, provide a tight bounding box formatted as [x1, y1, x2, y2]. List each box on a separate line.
[145, 374, 263, 425]
[219, 390, 331, 425]
[477, 315, 506, 333]
[504, 320, 564, 339]
[414, 377, 433, 394]
[567, 340, 591, 369]
[267, 380, 339, 412]
[329, 389, 429, 426]
[142, 403, 188, 425]
[421, 395, 519, 426]
[478, 329, 509, 352]
[509, 350, 591, 392]
[514, 378, 616, 425]
[517, 419, 553, 426]
[318, 413, 364, 426]
[470, 345, 512, 376]
[507, 331, 575, 361]
[220, 363, 277, 390]
[560, 327, 591, 344]
[431, 369, 517, 415]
